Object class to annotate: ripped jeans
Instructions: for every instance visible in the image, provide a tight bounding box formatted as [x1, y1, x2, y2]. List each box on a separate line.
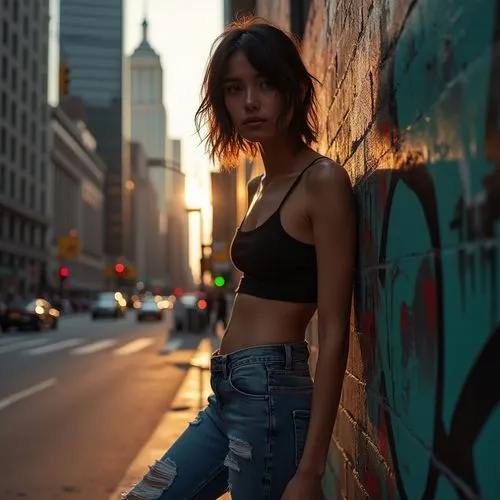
[123, 341, 313, 499]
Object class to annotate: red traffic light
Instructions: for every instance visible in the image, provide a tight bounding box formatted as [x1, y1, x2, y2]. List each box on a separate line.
[59, 267, 69, 278]
[115, 263, 125, 274]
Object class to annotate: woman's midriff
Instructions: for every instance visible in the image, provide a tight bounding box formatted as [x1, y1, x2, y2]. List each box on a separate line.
[218, 293, 316, 354]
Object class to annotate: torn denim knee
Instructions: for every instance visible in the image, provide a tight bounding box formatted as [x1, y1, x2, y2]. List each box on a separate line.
[223, 437, 252, 473]
[121, 458, 177, 499]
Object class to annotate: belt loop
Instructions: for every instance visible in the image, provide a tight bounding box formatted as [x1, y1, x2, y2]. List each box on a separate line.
[222, 356, 229, 378]
[284, 344, 293, 370]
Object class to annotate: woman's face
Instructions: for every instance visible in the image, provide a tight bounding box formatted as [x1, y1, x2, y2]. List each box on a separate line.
[223, 50, 286, 144]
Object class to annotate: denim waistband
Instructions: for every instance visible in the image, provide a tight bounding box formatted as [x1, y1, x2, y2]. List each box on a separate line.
[210, 341, 309, 374]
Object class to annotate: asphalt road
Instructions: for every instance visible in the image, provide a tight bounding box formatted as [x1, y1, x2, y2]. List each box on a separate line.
[0, 310, 203, 500]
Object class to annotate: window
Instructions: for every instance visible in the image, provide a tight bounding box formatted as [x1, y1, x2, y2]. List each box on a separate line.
[9, 170, 15, 198]
[20, 145, 26, 170]
[1, 55, 7, 81]
[22, 80, 27, 101]
[21, 111, 27, 135]
[2, 20, 8, 45]
[9, 135, 16, 161]
[29, 183, 35, 209]
[12, 32, 18, 57]
[10, 101, 16, 127]
[20, 177, 26, 203]
[40, 190, 46, 214]
[0, 127, 6, 155]
[9, 214, 15, 240]
[22, 47, 28, 70]
[11, 67, 17, 91]
[0, 163, 5, 193]
[0, 91, 6, 118]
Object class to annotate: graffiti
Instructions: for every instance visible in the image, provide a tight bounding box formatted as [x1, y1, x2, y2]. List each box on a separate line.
[353, 0, 500, 498]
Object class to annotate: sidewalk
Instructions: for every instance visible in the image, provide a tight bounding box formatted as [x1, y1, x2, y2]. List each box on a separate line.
[110, 334, 231, 500]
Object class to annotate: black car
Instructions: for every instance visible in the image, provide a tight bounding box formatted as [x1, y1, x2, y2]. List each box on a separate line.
[0, 299, 60, 332]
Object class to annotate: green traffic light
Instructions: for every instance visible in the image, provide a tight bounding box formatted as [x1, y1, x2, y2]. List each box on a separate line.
[214, 276, 225, 287]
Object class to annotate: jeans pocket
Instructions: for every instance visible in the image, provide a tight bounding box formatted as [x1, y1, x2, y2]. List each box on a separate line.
[293, 409, 311, 466]
[228, 362, 269, 400]
[269, 369, 313, 393]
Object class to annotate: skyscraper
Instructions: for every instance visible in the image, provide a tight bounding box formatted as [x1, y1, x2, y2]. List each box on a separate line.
[0, 0, 51, 297]
[129, 17, 168, 286]
[59, 0, 131, 260]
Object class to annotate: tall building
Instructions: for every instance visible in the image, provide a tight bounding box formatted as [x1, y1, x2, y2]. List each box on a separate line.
[59, 0, 132, 262]
[0, 0, 50, 297]
[166, 138, 193, 290]
[49, 103, 107, 295]
[129, 17, 168, 286]
[130, 142, 162, 287]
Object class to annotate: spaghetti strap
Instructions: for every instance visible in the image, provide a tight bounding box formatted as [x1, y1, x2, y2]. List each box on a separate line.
[277, 156, 325, 211]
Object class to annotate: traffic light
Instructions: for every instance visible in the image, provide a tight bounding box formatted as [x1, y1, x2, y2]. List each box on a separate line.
[59, 63, 70, 99]
[59, 267, 69, 290]
[115, 263, 125, 275]
[214, 275, 225, 287]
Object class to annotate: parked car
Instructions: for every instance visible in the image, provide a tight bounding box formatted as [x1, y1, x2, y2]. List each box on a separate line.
[173, 292, 209, 332]
[136, 297, 164, 322]
[0, 298, 60, 332]
[91, 292, 127, 320]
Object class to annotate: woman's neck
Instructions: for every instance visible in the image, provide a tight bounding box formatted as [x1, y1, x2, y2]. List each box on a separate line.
[259, 136, 308, 180]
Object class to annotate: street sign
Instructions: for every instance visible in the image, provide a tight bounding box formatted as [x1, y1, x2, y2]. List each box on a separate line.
[58, 235, 80, 259]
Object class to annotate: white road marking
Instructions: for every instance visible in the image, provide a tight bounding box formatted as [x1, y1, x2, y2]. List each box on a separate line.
[0, 378, 57, 411]
[0, 337, 18, 345]
[114, 338, 155, 356]
[161, 338, 183, 354]
[0, 338, 49, 354]
[71, 339, 117, 355]
[24, 338, 84, 355]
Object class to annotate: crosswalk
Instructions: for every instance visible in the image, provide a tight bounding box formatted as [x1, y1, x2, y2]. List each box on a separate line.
[0, 335, 160, 358]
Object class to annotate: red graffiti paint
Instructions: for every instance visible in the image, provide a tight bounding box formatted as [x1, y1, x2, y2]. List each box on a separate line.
[363, 312, 374, 341]
[365, 472, 378, 497]
[378, 410, 390, 459]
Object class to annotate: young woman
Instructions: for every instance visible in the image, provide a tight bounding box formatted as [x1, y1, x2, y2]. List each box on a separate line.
[123, 17, 356, 500]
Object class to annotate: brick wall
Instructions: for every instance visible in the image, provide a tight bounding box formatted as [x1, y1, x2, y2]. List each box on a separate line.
[257, 0, 500, 498]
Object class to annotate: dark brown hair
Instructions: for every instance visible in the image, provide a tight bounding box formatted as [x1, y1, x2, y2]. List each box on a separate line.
[195, 17, 319, 167]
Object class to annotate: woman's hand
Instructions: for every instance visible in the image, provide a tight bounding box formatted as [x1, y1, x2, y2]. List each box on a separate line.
[281, 470, 323, 500]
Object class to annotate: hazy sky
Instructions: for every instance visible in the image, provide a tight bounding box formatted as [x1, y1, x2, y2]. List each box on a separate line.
[125, 0, 224, 281]
[49, 0, 224, 282]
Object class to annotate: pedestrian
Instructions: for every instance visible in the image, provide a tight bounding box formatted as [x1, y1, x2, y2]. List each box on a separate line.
[123, 16, 356, 500]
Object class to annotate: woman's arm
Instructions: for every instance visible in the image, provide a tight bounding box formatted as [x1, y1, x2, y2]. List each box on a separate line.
[298, 159, 357, 477]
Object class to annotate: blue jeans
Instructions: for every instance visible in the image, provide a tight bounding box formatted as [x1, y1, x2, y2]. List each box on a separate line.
[123, 342, 313, 499]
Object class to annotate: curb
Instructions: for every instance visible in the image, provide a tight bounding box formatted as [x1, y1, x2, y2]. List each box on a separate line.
[109, 337, 223, 499]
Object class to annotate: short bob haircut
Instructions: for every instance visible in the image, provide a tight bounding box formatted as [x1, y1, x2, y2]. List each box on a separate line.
[195, 17, 319, 167]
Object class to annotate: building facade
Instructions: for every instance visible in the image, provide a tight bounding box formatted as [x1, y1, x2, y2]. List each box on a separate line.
[0, 0, 50, 298]
[129, 18, 168, 286]
[166, 138, 192, 291]
[130, 142, 162, 289]
[49, 105, 106, 294]
[59, 0, 132, 261]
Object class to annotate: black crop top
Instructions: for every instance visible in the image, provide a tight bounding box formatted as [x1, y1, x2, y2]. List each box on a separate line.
[230, 158, 322, 303]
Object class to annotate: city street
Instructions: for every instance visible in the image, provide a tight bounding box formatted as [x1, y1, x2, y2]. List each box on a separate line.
[0, 311, 203, 500]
